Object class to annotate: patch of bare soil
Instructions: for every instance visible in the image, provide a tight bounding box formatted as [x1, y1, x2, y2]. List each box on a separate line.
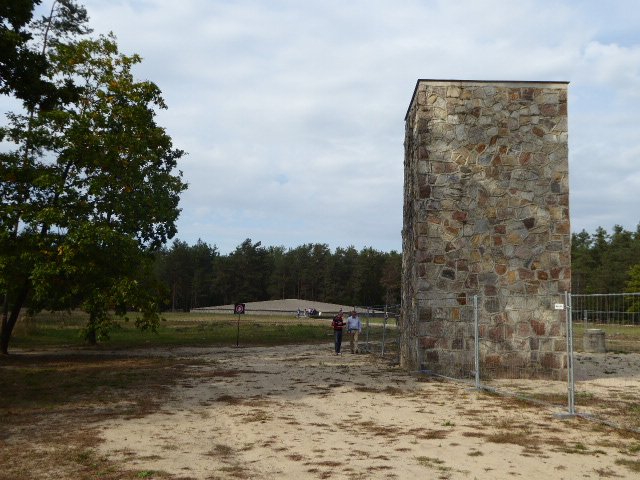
[0, 353, 192, 480]
[2, 345, 640, 479]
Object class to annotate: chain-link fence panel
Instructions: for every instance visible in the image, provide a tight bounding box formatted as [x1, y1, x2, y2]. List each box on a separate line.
[570, 293, 640, 431]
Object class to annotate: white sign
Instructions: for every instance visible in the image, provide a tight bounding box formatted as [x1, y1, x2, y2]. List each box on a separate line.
[554, 303, 565, 310]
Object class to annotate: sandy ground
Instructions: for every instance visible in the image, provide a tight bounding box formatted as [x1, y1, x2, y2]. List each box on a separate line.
[96, 344, 640, 480]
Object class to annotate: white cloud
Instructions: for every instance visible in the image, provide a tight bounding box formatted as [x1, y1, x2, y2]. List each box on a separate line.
[12, 0, 640, 252]
[575, 41, 640, 98]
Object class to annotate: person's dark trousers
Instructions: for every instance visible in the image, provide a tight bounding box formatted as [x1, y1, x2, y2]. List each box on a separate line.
[334, 330, 343, 354]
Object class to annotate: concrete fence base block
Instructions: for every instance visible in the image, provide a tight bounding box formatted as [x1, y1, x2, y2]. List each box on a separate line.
[553, 412, 577, 420]
[583, 328, 606, 353]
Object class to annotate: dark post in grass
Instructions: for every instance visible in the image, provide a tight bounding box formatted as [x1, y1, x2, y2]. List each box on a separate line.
[234, 303, 245, 347]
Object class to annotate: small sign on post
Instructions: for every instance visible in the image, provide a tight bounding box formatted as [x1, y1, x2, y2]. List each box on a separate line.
[234, 303, 245, 346]
[554, 303, 565, 310]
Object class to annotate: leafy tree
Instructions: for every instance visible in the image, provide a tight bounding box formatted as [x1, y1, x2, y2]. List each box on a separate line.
[626, 265, 640, 293]
[0, 26, 187, 352]
[571, 229, 592, 294]
[325, 246, 359, 305]
[309, 243, 330, 300]
[30, 224, 163, 343]
[156, 240, 192, 312]
[1, 1, 43, 105]
[154, 239, 218, 311]
[586, 226, 611, 293]
[2, 0, 92, 352]
[189, 240, 218, 309]
[222, 239, 271, 303]
[0, 0, 40, 97]
[380, 250, 402, 305]
[1, 0, 91, 111]
[267, 245, 288, 299]
[354, 247, 386, 307]
[212, 254, 234, 305]
[602, 225, 638, 292]
[287, 244, 312, 300]
[625, 264, 640, 316]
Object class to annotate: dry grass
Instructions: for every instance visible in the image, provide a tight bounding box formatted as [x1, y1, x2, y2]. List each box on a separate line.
[408, 428, 449, 440]
[615, 459, 640, 473]
[415, 455, 455, 478]
[240, 409, 272, 423]
[486, 430, 538, 448]
[0, 352, 199, 480]
[215, 394, 244, 405]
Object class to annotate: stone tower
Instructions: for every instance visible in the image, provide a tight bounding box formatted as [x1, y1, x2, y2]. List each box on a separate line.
[401, 80, 570, 376]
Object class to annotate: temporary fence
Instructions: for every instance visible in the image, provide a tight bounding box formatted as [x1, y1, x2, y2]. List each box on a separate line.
[475, 293, 568, 407]
[418, 293, 568, 407]
[568, 293, 640, 430]
[359, 305, 401, 360]
[418, 292, 640, 431]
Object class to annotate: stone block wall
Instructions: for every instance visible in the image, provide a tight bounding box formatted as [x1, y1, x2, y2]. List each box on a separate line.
[401, 80, 570, 377]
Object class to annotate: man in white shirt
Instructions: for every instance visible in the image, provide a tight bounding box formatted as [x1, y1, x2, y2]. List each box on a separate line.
[346, 310, 362, 354]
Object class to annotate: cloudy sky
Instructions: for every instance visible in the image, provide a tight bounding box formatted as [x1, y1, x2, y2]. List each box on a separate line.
[25, 0, 640, 253]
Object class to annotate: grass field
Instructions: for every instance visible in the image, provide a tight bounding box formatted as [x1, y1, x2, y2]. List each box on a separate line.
[572, 322, 640, 353]
[11, 310, 640, 353]
[9, 310, 396, 352]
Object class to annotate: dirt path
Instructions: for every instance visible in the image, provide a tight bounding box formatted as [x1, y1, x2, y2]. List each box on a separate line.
[95, 344, 640, 479]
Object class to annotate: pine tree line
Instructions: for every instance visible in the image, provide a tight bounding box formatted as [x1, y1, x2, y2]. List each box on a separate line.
[572, 225, 640, 294]
[153, 239, 402, 312]
[155, 223, 640, 313]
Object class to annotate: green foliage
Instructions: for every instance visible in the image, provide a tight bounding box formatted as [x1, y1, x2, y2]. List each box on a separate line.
[627, 264, 640, 295]
[0, 1, 91, 109]
[572, 224, 640, 294]
[1, 2, 186, 352]
[626, 265, 640, 315]
[154, 239, 218, 311]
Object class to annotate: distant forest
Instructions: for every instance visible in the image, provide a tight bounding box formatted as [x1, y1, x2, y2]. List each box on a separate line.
[152, 224, 640, 312]
[153, 239, 402, 311]
[572, 225, 640, 295]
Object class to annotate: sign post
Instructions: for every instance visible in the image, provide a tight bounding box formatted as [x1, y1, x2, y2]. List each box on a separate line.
[234, 303, 245, 347]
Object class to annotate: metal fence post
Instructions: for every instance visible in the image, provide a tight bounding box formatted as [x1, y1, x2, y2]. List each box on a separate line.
[566, 291, 576, 415]
[474, 294, 480, 390]
[365, 317, 370, 352]
[396, 314, 401, 365]
[381, 314, 387, 356]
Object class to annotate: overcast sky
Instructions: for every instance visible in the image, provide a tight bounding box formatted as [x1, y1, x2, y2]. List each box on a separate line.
[22, 0, 640, 253]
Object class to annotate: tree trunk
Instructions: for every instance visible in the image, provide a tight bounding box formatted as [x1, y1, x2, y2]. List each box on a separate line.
[86, 313, 97, 346]
[171, 281, 176, 312]
[0, 279, 31, 354]
[1, 294, 9, 355]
